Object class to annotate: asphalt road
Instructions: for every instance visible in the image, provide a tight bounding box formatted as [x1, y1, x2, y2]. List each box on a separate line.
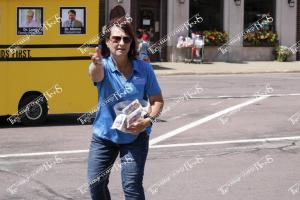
[1, 73, 300, 200]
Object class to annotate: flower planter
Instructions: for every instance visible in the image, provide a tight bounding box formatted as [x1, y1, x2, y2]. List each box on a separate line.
[274, 46, 293, 62]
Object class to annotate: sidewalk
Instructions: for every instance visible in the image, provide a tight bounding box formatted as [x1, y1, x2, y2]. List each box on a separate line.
[151, 61, 300, 76]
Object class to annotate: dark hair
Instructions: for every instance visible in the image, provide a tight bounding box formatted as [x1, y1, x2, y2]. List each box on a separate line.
[68, 10, 76, 15]
[100, 17, 137, 60]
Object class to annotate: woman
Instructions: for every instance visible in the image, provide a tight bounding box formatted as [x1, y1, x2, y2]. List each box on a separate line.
[88, 16, 164, 200]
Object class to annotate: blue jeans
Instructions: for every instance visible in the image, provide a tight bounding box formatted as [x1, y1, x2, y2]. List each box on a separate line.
[87, 131, 149, 200]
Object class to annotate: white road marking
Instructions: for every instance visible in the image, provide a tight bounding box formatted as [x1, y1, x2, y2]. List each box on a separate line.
[187, 93, 300, 100]
[150, 135, 300, 148]
[149, 95, 270, 146]
[0, 150, 88, 158]
[165, 93, 300, 101]
[1, 135, 299, 158]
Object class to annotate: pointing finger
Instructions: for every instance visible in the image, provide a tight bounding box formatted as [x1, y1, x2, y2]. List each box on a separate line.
[96, 46, 102, 58]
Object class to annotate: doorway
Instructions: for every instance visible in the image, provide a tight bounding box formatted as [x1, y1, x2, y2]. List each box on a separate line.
[131, 0, 167, 61]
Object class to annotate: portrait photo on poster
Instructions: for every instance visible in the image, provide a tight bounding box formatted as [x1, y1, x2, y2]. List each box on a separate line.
[17, 7, 43, 35]
[60, 7, 86, 34]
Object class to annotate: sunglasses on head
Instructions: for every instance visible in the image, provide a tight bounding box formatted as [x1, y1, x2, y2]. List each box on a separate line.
[110, 36, 132, 44]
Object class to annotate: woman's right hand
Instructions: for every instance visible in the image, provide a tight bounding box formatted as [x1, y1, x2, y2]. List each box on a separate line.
[88, 47, 104, 82]
[90, 47, 102, 66]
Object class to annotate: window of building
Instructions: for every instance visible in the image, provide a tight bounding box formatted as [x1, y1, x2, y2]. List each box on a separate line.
[244, 0, 276, 31]
[189, 0, 223, 32]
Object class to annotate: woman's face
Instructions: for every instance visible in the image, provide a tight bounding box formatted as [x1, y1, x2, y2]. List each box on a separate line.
[106, 25, 132, 58]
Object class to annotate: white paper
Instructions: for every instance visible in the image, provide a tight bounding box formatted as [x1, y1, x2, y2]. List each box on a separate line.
[111, 114, 126, 130]
[122, 99, 141, 115]
[126, 107, 143, 128]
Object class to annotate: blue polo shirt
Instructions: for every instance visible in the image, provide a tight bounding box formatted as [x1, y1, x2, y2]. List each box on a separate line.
[92, 56, 161, 144]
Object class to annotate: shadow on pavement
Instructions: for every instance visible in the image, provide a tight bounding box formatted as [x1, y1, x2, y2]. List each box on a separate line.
[152, 65, 174, 70]
[0, 114, 93, 128]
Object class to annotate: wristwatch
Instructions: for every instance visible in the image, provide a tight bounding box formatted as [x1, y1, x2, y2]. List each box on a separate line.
[144, 114, 155, 125]
[149, 116, 156, 123]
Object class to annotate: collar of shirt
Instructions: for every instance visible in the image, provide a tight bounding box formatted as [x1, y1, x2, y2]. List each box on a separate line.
[108, 56, 140, 75]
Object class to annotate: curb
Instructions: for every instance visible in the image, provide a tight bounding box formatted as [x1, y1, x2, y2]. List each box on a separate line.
[154, 69, 300, 76]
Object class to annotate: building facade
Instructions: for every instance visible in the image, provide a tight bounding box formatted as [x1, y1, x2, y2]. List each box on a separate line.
[103, 0, 300, 62]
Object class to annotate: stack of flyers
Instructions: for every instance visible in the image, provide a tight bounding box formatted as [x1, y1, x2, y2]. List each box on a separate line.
[111, 114, 127, 130]
[122, 99, 145, 128]
[111, 99, 148, 133]
[126, 107, 143, 128]
[122, 99, 142, 115]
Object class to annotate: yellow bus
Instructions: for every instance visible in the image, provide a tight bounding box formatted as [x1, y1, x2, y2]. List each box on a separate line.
[0, 0, 100, 125]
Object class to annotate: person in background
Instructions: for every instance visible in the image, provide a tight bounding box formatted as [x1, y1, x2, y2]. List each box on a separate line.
[138, 32, 150, 63]
[136, 30, 143, 57]
[109, 5, 126, 20]
[136, 30, 143, 43]
[148, 27, 154, 42]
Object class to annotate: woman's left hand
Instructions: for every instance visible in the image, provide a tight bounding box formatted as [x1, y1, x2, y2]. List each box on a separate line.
[127, 118, 151, 135]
